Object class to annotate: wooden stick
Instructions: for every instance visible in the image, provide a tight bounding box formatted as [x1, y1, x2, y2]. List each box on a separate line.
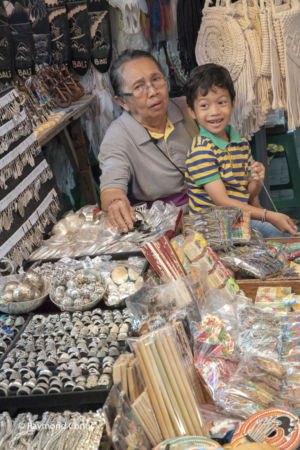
[149, 341, 183, 435]
[155, 335, 195, 435]
[141, 339, 176, 437]
[165, 331, 207, 435]
[135, 343, 170, 440]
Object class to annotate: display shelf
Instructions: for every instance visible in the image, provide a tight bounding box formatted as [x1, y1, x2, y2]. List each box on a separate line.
[0, 386, 111, 415]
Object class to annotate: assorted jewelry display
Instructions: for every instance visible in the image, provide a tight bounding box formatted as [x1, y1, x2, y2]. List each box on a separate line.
[0, 314, 25, 359]
[0, 410, 105, 450]
[0, 87, 60, 268]
[0, 308, 132, 397]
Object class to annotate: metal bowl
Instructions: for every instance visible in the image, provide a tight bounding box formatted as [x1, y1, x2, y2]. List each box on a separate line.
[0, 275, 49, 314]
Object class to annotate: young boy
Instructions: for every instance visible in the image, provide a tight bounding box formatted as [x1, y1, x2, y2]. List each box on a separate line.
[184, 63, 299, 237]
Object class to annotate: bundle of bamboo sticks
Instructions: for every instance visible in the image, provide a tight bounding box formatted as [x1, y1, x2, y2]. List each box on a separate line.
[134, 323, 209, 441]
[113, 353, 144, 403]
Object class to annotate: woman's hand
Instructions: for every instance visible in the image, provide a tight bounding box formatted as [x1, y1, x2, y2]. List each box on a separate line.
[267, 211, 300, 235]
[107, 197, 136, 233]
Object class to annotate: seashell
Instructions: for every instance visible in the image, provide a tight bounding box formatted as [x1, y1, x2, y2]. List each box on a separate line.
[128, 268, 139, 281]
[13, 283, 33, 302]
[23, 271, 43, 290]
[74, 298, 84, 307]
[111, 267, 128, 285]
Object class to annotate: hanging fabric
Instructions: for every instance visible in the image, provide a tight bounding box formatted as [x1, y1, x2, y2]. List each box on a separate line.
[66, 0, 91, 75]
[27, 0, 52, 69]
[177, 0, 204, 74]
[45, 0, 71, 65]
[88, 0, 112, 73]
[5, 2, 35, 79]
[0, 4, 13, 84]
[278, 0, 300, 130]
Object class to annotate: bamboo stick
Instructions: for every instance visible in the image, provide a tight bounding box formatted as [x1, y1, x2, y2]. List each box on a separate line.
[155, 335, 195, 435]
[135, 343, 170, 440]
[165, 332, 207, 435]
[149, 341, 184, 435]
[141, 339, 176, 437]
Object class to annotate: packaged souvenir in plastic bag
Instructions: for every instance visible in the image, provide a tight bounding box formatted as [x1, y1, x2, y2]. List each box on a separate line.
[186, 207, 241, 250]
[192, 290, 242, 400]
[126, 271, 206, 334]
[131, 323, 209, 440]
[198, 404, 242, 440]
[217, 355, 287, 418]
[219, 246, 284, 279]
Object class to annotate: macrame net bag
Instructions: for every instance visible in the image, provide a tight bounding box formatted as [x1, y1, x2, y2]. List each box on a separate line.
[266, 0, 285, 110]
[195, 0, 259, 138]
[232, 0, 265, 137]
[270, 0, 291, 108]
[278, 0, 300, 130]
[258, 0, 273, 114]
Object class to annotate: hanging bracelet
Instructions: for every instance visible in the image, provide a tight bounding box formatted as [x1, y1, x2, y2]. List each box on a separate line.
[261, 208, 267, 222]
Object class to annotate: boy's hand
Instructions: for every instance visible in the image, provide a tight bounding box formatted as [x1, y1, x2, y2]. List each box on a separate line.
[267, 211, 300, 236]
[250, 161, 265, 183]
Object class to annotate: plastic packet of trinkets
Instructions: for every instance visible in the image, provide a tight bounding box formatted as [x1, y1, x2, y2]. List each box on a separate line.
[125, 270, 206, 334]
[216, 354, 288, 419]
[90, 256, 147, 307]
[197, 404, 242, 439]
[103, 383, 151, 450]
[219, 245, 285, 279]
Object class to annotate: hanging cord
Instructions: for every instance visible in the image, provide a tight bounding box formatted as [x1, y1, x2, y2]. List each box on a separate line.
[250, 156, 278, 212]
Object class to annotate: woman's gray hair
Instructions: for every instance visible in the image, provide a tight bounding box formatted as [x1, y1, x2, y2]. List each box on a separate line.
[110, 49, 164, 97]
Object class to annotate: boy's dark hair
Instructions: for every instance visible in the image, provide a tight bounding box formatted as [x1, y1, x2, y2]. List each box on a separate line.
[110, 49, 164, 97]
[185, 63, 236, 109]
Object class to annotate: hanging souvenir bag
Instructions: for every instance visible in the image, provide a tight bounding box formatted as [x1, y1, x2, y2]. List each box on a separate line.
[0, 23, 13, 85]
[195, 0, 258, 139]
[27, 0, 52, 69]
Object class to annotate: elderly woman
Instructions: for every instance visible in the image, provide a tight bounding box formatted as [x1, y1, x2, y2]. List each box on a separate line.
[99, 49, 198, 232]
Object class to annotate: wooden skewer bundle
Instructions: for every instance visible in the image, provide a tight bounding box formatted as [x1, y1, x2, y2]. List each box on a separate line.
[113, 353, 144, 403]
[135, 325, 208, 440]
[132, 390, 163, 446]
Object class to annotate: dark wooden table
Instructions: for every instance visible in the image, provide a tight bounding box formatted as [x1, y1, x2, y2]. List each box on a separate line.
[35, 94, 99, 206]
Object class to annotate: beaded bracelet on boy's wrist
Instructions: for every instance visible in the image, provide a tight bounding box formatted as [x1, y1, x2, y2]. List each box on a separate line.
[261, 208, 267, 222]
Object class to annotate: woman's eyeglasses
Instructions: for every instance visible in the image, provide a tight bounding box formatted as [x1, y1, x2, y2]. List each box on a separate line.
[120, 75, 167, 98]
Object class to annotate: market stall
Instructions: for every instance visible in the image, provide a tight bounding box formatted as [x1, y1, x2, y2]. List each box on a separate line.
[0, 0, 300, 448]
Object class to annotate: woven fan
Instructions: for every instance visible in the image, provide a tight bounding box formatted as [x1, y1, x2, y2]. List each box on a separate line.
[278, 0, 300, 129]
